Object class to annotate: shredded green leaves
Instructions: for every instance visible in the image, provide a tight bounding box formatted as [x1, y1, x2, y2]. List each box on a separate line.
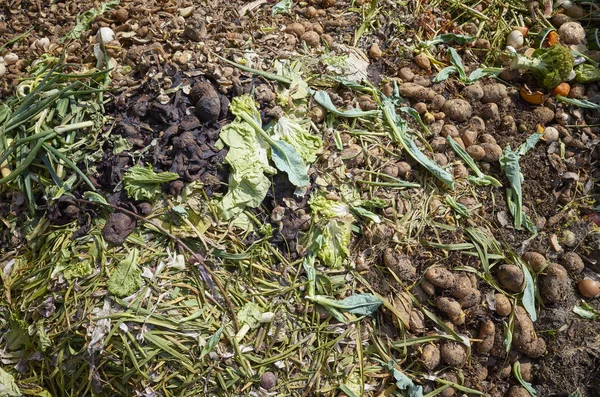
[123, 165, 179, 201]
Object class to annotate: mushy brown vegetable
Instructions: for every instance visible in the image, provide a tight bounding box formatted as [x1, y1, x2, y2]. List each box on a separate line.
[440, 342, 467, 367]
[475, 319, 495, 353]
[539, 263, 570, 304]
[497, 264, 524, 292]
[425, 267, 456, 289]
[421, 344, 441, 370]
[494, 293, 512, 316]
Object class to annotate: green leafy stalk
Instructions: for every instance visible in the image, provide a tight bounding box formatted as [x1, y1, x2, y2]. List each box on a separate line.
[446, 136, 501, 187]
[382, 99, 454, 188]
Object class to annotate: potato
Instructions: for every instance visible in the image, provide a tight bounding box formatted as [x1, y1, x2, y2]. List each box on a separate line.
[440, 342, 467, 367]
[409, 309, 425, 333]
[450, 274, 472, 299]
[383, 249, 417, 281]
[562, 252, 584, 274]
[539, 263, 570, 304]
[508, 386, 530, 397]
[519, 358, 533, 382]
[421, 344, 441, 370]
[497, 264, 524, 292]
[513, 306, 546, 358]
[522, 251, 546, 272]
[436, 297, 462, 318]
[391, 292, 413, 328]
[494, 293, 512, 316]
[425, 267, 456, 289]
[284, 22, 306, 37]
[436, 297, 465, 324]
[476, 319, 495, 353]
[459, 288, 481, 308]
[439, 372, 458, 397]
[420, 279, 436, 296]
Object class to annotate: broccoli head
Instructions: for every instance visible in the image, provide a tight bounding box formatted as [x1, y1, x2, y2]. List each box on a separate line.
[509, 44, 574, 89]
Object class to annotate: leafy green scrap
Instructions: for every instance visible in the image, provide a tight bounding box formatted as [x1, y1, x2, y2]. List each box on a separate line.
[272, 116, 323, 163]
[0, 367, 22, 397]
[107, 248, 142, 298]
[123, 165, 178, 201]
[63, 0, 120, 41]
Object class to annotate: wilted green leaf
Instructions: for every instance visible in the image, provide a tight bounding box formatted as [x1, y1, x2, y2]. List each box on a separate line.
[123, 165, 178, 201]
[520, 260, 537, 322]
[382, 99, 454, 188]
[199, 327, 224, 359]
[573, 301, 600, 320]
[313, 90, 379, 118]
[432, 66, 458, 83]
[273, 116, 323, 163]
[64, 0, 120, 41]
[555, 95, 600, 110]
[0, 367, 21, 397]
[387, 362, 424, 397]
[421, 33, 476, 47]
[309, 293, 382, 316]
[6, 313, 29, 351]
[272, 0, 292, 15]
[238, 302, 263, 329]
[447, 136, 501, 186]
[448, 48, 467, 81]
[107, 248, 142, 297]
[514, 362, 537, 396]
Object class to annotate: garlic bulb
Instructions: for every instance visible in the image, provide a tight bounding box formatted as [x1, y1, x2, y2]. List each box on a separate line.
[95, 27, 115, 44]
[506, 30, 524, 49]
[4, 53, 19, 65]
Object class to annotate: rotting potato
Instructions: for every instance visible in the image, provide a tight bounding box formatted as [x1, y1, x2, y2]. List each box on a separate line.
[440, 342, 467, 367]
[421, 344, 441, 370]
[425, 267, 456, 289]
[391, 292, 413, 328]
[439, 371, 458, 397]
[513, 306, 546, 358]
[436, 297, 465, 324]
[383, 249, 417, 281]
[508, 386, 531, 397]
[476, 319, 495, 353]
[539, 263, 570, 303]
[450, 274, 472, 299]
[494, 293, 512, 316]
[409, 309, 426, 333]
[421, 279, 436, 296]
[562, 252, 584, 274]
[522, 251, 547, 272]
[497, 264, 524, 292]
[459, 288, 481, 308]
[519, 358, 533, 382]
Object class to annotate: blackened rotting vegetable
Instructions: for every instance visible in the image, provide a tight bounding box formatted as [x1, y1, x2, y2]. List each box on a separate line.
[103, 212, 136, 245]
[190, 82, 221, 123]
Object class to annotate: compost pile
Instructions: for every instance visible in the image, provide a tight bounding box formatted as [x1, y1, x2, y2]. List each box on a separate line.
[1, 0, 599, 396]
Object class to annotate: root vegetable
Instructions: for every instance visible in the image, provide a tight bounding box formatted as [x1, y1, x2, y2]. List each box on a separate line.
[509, 386, 530, 397]
[476, 319, 495, 353]
[494, 293, 512, 316]
[506, 30, 524, 49]
[425, 267, 456, 289]
[459, 288, 481, 308]
[399, 83, 436, 101]
[539, 263, 570, 303]
[369, 43, 382, 59]
[440, 342, 467, 367]
[480, 143, 502, 162]
[383, 249, 417, 281]
[301, 31, 320, 47]
[442, 99, 473, 122]
[558, 21, 586, 44]
[522, 251, 547, 272]
[497, 264, 524, 292]
[341, 144, 364, 167]
[284, 23, 306, 37]
[578, 279, 600, 298]
[421, 344, 441, 370]
[396, 161, 411, 177]
[562, 252, 584, 273]
[409, 309, 425, 333]
[421, 279, 435, 295]
[466, 145, 485, 161]
[415, 53, 431, 70]
[192, 82, 221, 123]
[260, 372, 277, 389]
[436, 297, 465, 324]
[461, 129, 477, 147]
[551, 82, 570, 97]
[514, 306, 546, 358]
[450, 274, 472, 299]
[481, 83, 508, 104]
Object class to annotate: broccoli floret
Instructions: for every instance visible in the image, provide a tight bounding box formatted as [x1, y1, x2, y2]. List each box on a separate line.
[509, 44, 574, 89]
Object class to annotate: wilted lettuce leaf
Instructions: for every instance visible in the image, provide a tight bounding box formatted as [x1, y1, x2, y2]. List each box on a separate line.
[0, 367, 21, 397]
[123, 165, 178, 201]
[218, 118, 276, 220]
[307, 194, 353, 267]
[63, 0, 120, 41]
[107, 248, 142, 297]
[229, 95, 309, 187]
[273, 116, 323, 163]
